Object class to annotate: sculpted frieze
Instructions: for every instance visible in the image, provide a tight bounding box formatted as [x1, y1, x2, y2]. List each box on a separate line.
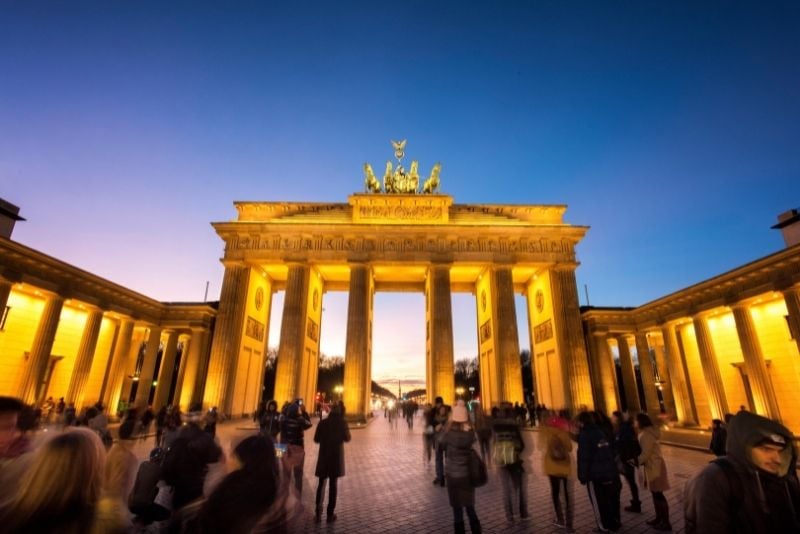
[227, 232, 576, 260]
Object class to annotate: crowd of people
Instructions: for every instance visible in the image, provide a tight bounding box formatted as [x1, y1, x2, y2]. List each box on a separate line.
[1, 392, 799, 533]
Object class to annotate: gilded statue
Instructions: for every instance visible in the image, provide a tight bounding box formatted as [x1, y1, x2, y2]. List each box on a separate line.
[383, 161, 394, 193]
[363, 163, 381, 193]
[409, 160, 420, 192]
[422, 162, 441, 194]
[391, 139, 407, 161]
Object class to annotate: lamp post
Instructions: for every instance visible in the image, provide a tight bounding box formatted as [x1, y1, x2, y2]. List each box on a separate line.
[456, 386, 465, 400]
[468, 386, 475, 400]
[334, 385, 343, 402]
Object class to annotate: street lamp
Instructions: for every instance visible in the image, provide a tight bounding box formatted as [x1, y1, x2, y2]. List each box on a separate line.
[456, 386, 465, 399]
[334, 385, 344, 401]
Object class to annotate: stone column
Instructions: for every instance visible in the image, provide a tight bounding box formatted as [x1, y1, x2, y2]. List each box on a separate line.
[191, 329, 212, 407]
[692, 314, 729, 420]
[494, 266, 523, 404]
[172, 333, 192, 409]
[428, 264, 455, 404]
[634, 332, 662, 420]
[65, 308, 104, 407]
[584, 333, 607, 413]
[343, 263, 371, 421]
[783, 287, 800, 356]
[104, 319, 135, 415]
[274, 264, 310, 405]
[205, 264, 250, 414]
[592, 335, 620, 413]
[550, 266, 594, 411]
[152, 330, 179, 409]
[732, 304, 781, 420]
[19, 295, 64, 404]
[660, 323, 696, 425]
[651, 339, 677, 420]
[616, 335, 641, 413]
[134, 326, 163, 407]
[0, 280, 12, 318]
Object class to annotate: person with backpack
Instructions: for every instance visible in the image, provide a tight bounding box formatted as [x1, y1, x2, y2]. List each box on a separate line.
[129, 447, 171, 526]
[685, 410, 800, 533]
[612, 411, 642, 513]
[492, 402, 528, 523]
[440, 400, 482, 534]
[540, 409, 574, 532]
[161, 405, 223, 511]
[577, 411, 621, 533]
[634, 413, 671, 531]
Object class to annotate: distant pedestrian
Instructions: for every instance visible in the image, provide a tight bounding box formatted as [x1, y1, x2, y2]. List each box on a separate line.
[709, 418, 727, 457]
[440, 400, 482, 533]
[260, 400, 281, 441]
[204, 406, 218, 438]
[634, 413, 671, 531]
[313, 403, 351, 523]
[492, 403, 528, 523]
[155, 405, 168, 446]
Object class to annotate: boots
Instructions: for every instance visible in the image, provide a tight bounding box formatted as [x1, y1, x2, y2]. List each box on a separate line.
[624, 500, 642, 513]
[651, 498, 672, 531]
[454, 521, 466, 534]
[469, 516, 482, 534]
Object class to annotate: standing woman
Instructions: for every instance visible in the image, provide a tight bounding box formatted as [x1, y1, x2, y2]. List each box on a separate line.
[634, 413, 672, 531]
[313, 403, 351, 523]
[260, 400, 281, 441]
[440, 400, 482, 534]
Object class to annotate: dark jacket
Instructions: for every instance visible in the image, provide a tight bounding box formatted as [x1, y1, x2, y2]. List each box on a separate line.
[314, 413, 351, 478]
[279, 404, 312, 447]
[614, 420, 641, 462]
[260, 409, 281, 439]
[577, 423, 617, 484]
[129, 460, 162, 512]
[163, 423, 222, 510]
[710, 425, 728, 456]
[685, 411, 800, 534]
[441, 425, 476, 479]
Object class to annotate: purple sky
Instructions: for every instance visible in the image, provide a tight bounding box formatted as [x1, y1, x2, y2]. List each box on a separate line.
[2, 2, 799, 387]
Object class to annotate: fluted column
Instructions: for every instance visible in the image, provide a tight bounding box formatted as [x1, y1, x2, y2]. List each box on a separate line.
[550, 266, 594, 411]
[273, 264, 310, 405]
[635, 333, 662, 419]
[191, 329, 212, 407]
[732, 304, 781, 420]
[616, 335, 641, 413]
[65, 308, 104, 407]
[173, 333, 193, 409]
[494, 266, 523, 404]
[591, 334, 619, 413]
[652, 340, 677, 420]
[205, 264, 250, 414]
[134, 326, 163, 407]
[692, 314, 729, 420]
[104, 319, 135, 415]
[427, 264, 456, 404]
[152, 330, 179, 409]
[783, 287, 800, 356]
[660, 323, 695, 424]
[19, 295, 64, 404]
[343, 263, 371, 421]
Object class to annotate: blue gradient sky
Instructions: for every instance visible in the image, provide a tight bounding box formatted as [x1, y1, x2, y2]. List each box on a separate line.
[2, 2, 799, 388]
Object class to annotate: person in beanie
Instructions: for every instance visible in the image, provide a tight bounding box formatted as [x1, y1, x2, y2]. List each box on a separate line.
[685, 410, 800, 533]
[313, 403, 351, 523]
[440, 400, 482, 534]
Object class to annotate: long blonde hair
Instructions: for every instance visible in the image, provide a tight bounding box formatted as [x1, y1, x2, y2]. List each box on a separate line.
[2, 427, 106, 532]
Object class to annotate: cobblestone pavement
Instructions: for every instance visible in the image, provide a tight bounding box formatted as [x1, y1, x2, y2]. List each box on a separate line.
[129, 412, 710, 533]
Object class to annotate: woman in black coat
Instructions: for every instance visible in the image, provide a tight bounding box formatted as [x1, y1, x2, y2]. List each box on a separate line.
[313, 403, 351, 523]
[440, 400, 482, 534]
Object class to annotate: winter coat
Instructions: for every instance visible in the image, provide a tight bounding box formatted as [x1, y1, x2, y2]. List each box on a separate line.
[314, 414, 351, 478]
[128, 460, 162, 512]
[577, 423, 617, 484]
[260, 410, 281, 439]
[614, 420, 641, 462]
[684, 411, 800, 534]
[710, 426, 727, 456]
[539, 423, 573, 478]
[637, 426, 670, 492]
[440, 425, 477, 507]
[279, 405, 312, 447]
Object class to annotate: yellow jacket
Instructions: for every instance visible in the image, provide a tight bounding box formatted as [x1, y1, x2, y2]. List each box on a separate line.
[538, 424, 573, 477]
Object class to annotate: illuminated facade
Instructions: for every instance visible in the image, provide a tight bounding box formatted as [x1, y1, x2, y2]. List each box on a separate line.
[581, 240, 800, 435]
[0, 235, 216, 415]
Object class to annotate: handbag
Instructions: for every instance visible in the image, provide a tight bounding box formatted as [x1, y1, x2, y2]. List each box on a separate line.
[468, 449, 488, 488]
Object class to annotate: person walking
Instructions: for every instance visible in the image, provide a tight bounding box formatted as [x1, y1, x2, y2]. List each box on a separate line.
[540, 409, 575, 532]
[313, 403, 351, 523]
[634, 413, 671, 531]
[577, 411, 621, 533]
[280, 399, 312, 494]
[685, 410, 800, 533]
[473, 407, 492, 466]
[440, 400, 482, 534]
[612, 411, 642, 513]
[492, 403, 528, 523]
[433, 399, 451, 486]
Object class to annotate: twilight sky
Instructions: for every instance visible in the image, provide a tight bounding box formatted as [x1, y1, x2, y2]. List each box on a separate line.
[2, 2, 799, 390]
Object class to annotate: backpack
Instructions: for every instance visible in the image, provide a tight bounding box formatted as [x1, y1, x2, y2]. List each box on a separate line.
[548, 435, 569, 462]
[161, 437, 195, 486]
[493, 437, 519, 466]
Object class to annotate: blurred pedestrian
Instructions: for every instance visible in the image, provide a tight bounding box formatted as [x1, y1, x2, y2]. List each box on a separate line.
[634, 413, 671, 531]
[313, 402, 351, 523]
[709, 418, 727, 457]
[577, 411, 621, 533]
[280, 399, 312, 494]
[540, 409, 574, 532]
[440, 400, 482, 533]
[612, 411, 642, 513]
[492, 403, 528, 523]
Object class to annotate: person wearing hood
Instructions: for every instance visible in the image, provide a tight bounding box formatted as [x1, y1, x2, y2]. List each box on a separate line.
[260, 399, 281, 441]
[279, 399, 312, 494]
[577, 411, 621, 533]
[685, 410, 800, 533]
[634, 413, 671, 531]
[440, 400, 482, 534]
[313, 403, 351, 523]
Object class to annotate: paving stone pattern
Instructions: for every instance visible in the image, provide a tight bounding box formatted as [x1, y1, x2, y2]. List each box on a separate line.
[131, 412, 709, 533]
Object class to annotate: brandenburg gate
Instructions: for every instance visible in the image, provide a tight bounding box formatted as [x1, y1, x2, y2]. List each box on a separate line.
[203, 143, 593, 421]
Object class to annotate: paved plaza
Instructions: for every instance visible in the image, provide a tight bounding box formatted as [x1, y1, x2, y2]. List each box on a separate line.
[128, 412, 709, 533]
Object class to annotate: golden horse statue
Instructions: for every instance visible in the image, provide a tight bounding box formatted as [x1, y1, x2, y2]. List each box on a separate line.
[408, 161, 420, 192]
[363, 163, 381, 193]
[422, 162, 441, 194]
[383, 161, 394, 193]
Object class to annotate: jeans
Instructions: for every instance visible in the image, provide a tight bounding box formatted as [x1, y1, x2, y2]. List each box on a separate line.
[452, 505, 481, 533]
[499, 464, 528, 518]
[548, 475, 573, 527]
[435, 444, 445, 481]
[315, 476, 338, 516]
[621, 461, 640, 504]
